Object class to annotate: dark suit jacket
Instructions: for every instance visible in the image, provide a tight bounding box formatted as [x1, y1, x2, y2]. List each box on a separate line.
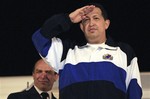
[7, 86, 57, 99]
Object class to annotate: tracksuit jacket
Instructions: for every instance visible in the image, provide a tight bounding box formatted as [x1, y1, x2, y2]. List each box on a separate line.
[32, 14, 142, 99]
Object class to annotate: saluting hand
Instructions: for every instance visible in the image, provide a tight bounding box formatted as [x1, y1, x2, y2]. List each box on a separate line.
[69, 5, 95, 23]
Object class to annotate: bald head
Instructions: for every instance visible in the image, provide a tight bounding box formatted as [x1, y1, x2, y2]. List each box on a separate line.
[33, 59, 52, 73]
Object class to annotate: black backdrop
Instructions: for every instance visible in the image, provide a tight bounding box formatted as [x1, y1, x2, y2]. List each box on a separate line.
[0, 0, 150, 76]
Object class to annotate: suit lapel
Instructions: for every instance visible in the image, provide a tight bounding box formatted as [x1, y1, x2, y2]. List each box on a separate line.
[25, 86, 57, 99]
[26, 86, 42, 99]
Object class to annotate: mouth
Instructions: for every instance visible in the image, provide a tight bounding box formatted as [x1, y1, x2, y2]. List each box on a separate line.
[39, 80, 48, 83]
[88, 28, 97, 33]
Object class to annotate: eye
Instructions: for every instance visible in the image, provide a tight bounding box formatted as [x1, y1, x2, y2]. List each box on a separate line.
[94, 17, 99, 20]
[46, 71, 54, 75]
[82, 18, 89, 24]
[35, 70, 42, 74]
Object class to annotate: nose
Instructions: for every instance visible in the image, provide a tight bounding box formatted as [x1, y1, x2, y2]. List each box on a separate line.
[41, 72, 47, 78]
[89, 19, 94, 26]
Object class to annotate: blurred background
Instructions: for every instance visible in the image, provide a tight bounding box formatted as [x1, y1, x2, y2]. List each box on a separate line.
[0, 0, 150, 76]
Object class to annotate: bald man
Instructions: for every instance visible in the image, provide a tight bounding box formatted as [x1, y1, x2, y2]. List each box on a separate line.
[7, 59, 58, 99]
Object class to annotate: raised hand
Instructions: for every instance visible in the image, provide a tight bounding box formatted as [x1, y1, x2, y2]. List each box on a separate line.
[69, 5, 95, 23]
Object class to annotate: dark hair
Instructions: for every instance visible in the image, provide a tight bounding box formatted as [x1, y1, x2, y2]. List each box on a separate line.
[86, 3, 108, 20]
[32, 59, 58, 75]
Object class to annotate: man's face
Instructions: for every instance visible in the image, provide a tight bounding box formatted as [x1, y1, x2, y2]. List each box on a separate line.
[80, 7, 110, 44]
[33, 61, 58, 91]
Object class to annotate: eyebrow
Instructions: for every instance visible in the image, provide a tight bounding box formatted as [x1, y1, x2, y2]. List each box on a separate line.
[36, 68, 52, 71]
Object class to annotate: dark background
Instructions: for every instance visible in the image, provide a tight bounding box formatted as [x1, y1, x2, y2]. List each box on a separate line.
[0, 0, 150, 76]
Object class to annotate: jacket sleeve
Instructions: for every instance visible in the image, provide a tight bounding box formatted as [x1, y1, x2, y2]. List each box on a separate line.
[126, 57, 143, 99]
[41, 14, 72, 38]
[124, 44, 143, 99]
[32, 14, 73, 73]
[119, 42, 142, 99]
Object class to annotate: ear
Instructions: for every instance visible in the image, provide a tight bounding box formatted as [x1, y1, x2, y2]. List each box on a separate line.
[105, 19, 110, 29]
[32, 72, 34, 76]
[54, 74, 59, 81]
[80, 23, 84, 32]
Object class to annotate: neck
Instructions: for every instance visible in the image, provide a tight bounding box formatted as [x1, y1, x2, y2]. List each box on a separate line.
[88, 37, 106, 44]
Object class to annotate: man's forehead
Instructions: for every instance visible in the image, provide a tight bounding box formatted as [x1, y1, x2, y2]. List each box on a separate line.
[35, 68, 52, 71]
[35, 65, 52, 70]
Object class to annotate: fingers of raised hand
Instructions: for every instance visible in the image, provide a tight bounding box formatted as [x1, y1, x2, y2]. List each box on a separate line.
[81, 5, 95, 15]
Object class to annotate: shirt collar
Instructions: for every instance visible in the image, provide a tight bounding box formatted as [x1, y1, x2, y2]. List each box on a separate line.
[79, 42, 117, 51]
[34, 85, 52, 99]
